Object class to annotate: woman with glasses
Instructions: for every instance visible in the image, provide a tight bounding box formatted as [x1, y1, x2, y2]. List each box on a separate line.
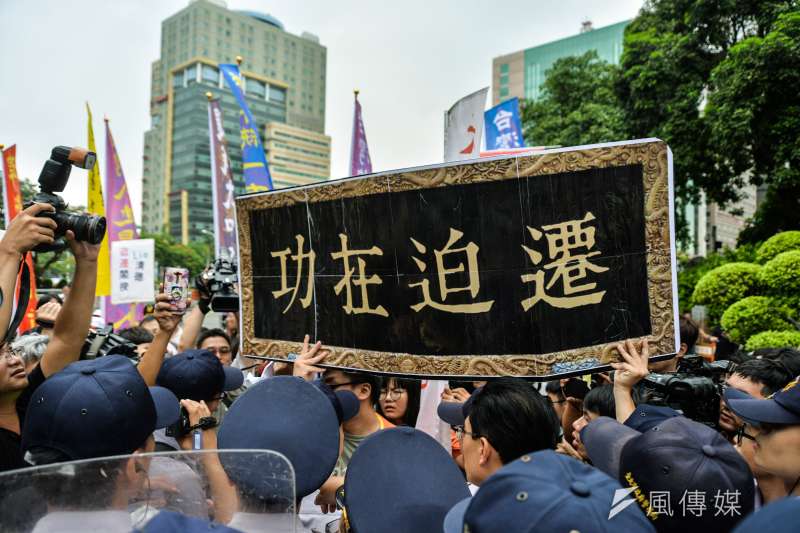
[377, 377, 421, 427]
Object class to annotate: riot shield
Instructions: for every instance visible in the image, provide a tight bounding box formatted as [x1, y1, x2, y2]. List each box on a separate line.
[0, 449, 296, 533]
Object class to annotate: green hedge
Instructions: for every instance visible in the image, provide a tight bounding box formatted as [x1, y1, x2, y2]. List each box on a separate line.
[721, 296, 793, 344]
[745, 330, 800, 351]
[759, 250, 800, 295]
[756, 231, 800, 263]
[691, 262, 762, 325]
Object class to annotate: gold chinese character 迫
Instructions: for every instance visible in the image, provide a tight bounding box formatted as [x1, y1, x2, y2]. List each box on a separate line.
[408, 227, 494, 314]
[331, 234, 388, 317]
[271, 235, 316, 314]
[520, 211, 609, 310]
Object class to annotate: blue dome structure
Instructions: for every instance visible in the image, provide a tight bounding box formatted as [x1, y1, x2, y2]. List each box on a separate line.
[236, 10, 285, 31]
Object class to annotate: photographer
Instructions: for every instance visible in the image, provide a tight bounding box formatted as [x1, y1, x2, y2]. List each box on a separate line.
[0, 215, 100, 471]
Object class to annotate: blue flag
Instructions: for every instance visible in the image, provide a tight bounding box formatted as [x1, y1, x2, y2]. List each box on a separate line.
[484, 97, 525, 150]
[220, 64, 274, 192]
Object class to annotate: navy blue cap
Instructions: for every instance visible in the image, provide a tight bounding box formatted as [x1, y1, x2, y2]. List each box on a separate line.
[218, 376, 340, 499]
[624, 404, 681, 432]
[437, 388, 482, 426]
[727, 376, 800, 426]
[732, 496, 800, 533]
[135, 510, 243, 532]
[22, 355, 180, 461]
[345, 427, 469, 533]
[582, 416, 754, 532]
[444, 450, 655, 533]
[313, 379, 359, 423]
[157, 349, 243, 401]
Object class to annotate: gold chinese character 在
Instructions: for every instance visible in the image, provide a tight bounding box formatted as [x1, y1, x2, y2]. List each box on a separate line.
[331, 234, 388, 317]
[409, 227, 494, 314]
[520, 211, 609, 310]
[271, 234, 316, 314]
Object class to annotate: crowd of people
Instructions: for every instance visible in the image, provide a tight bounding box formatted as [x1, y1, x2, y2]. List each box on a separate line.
[0, 201, 799, 532]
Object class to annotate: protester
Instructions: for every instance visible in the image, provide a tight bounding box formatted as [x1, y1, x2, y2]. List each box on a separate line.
[582, 415, 755, 532]
[726, 375, 800, 498]
[376, 376, 421, 427]
[0, 221, 100, 472]
[117, 326, 155, 358]
[719, 358, 796, 440]
[545, 380, 567, 420]
[438, 379, 559, 486]
[10, 333, 49, 373]
[568, 383, 616, 460]
[140, 314, 160, 338]
[197, 328, 235, 366]
[443, 449, 656, 533]
[343, 427, 470, 533]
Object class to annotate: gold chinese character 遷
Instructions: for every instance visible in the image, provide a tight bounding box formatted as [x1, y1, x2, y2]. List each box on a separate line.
[271, 235, 316, 314]
[331, 234, 388, 317]
[520, 211, 609, 310]
[408, 227, 494, 314]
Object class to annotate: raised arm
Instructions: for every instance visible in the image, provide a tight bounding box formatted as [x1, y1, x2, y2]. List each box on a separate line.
[40, 231, 100, 377]
[0, 204, 56, 338]
[138, 293, 183, 386]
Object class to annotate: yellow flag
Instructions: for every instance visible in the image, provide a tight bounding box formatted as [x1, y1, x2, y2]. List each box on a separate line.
[87, 103, 111, 296]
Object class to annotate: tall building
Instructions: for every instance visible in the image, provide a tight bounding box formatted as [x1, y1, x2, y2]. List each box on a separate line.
[491, 20, 629, 105]
[142, 0, 330, 242]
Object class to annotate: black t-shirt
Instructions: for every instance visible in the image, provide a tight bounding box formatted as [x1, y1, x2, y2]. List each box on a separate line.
[0, 364, 46, 472]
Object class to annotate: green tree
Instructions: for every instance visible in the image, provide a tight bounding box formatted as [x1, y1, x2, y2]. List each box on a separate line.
[521, 51, 627, 148]
[143, 232, 208, 279]
[617, 1, 796, 226]
[706, 9, 800, 243]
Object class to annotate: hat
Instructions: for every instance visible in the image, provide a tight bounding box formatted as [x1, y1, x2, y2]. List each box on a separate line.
[581, 416, 754, 532]
[21, 355, 180, 461]
[444, 449, 655, 533]
[624, 404, 681, 432]
[437, 388, 482, 426]
[726, 375, 800, 425]
[135, 510, 243, 532]
[217, 376, 340, 499]
[732, 496, 800, 533]
[313, 379, 359, 423]
[157, 349, 243, 401]
[345, 427, 469, 533]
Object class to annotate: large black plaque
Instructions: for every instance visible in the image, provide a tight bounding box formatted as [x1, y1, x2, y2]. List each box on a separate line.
[236, 140, 678, 378]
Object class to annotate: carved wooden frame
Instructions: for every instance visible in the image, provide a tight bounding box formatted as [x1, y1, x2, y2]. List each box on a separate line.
[235, 139, 677, 378]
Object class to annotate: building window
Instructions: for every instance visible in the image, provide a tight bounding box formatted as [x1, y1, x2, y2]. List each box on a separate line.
[202, 64, 218, 85]
[500, 63, 509, 73]
[269, 86, 286, 103]
[246, 78, 266, 98]
[500, 87, 509, 97]
[172, 72, 183, 88]
[186, 64, 198, 84]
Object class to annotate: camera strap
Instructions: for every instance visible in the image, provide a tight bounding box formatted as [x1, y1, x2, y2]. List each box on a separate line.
[2, 253, 31, 344]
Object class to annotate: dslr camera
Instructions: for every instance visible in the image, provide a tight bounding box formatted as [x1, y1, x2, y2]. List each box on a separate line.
[26, 146, 107, 252]
[81, 326, 139, 360]
[196, 257, 239, 312]
[641, 355, 735, 429]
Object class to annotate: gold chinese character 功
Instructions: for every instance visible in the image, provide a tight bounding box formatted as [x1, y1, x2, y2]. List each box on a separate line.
[271, 234, 316, 314]
[331, 234, 388, 317]
[520, 211, 609, 311]
[408, 227, 494, 314]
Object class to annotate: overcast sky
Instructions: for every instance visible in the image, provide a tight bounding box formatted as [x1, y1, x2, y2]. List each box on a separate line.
[0, 0, 642, 222]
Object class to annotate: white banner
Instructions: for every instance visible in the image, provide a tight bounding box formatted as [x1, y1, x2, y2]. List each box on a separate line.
[110, 239, 155, 304]
[443, 87, 489, 162]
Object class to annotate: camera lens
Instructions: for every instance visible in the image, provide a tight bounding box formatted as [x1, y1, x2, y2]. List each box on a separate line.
[56, 212, 107, 244]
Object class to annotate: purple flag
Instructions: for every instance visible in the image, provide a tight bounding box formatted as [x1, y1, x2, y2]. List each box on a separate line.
[104, 120, 142, 329]
[208, 98, 238, 259]
[349, 92, 373, 176]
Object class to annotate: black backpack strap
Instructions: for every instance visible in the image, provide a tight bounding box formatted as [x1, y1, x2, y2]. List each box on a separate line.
[2, 254, 30, 344]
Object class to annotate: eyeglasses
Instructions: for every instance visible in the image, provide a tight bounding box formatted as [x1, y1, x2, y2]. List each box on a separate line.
[455, 426, 481, 442]
[0, 346, 22, 363]
[379, 388, 406, 401]
[548, 397, 566, 405]
[327, 381, 354, 390]
[206, 346, 232, 355]
[735, 425, 757, 446]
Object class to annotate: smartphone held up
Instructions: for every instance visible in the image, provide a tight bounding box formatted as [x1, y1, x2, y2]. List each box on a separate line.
[164, 267, 190, 313]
